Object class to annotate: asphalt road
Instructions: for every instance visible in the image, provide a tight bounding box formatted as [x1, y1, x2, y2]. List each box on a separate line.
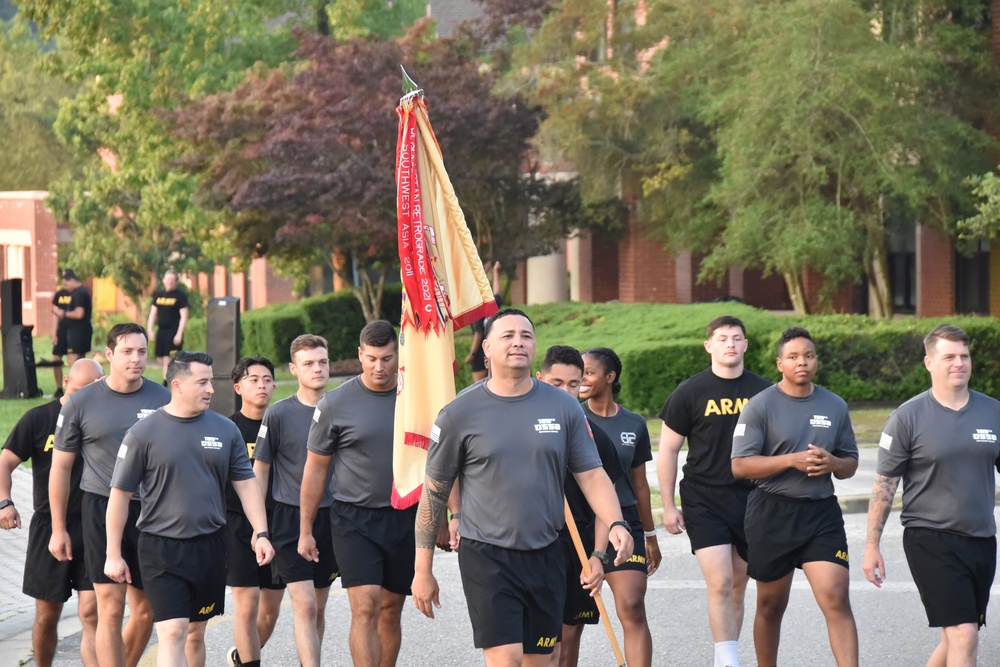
[27, 507, 1000, 667]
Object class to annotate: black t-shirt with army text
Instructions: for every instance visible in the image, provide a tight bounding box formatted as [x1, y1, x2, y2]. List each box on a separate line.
[225, 411, 264, 513]
[659, 368, 773, 488]
[3, 400, 85, 514]
[151, 289, 189, 331]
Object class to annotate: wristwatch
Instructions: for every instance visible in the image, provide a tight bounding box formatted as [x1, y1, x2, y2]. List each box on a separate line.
[255, 530, 271, 540]
[0, 499, 13, 511]
[591, 550, 609, 565]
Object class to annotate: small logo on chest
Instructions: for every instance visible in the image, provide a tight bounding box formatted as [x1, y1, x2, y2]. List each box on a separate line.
[809, 415, 832, 428]
[973, 429, 997, 443]
[534, 419, 561, 434]
[201, 436, 223, 450]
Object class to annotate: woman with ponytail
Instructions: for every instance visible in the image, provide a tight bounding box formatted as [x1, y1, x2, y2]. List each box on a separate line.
[578, 347, 659, 667]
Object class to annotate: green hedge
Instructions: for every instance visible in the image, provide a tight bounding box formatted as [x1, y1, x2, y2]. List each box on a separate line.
[189, 294, 1000, 414]
[185, 285, 404, 365]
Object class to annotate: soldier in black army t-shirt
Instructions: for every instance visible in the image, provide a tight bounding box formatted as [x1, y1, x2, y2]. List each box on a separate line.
[0, 359, 104, 667]
[147, 270, 190, 381]
[657, 315, 772, 667]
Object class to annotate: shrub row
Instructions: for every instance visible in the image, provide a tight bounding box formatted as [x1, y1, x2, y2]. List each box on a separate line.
[185, 285, 403, 365]
[459, 303, 1000, 416]
[192, 292, 1000, 415]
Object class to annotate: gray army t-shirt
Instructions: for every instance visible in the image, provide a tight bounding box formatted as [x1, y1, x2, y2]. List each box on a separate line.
[111, 409, 253, 539]
[426, 380, 602, 550]
[306, 376, 396, 508]
[55, 378, 170, 496]
[254, 395, 332, 507]
[732, 384, 858, 499]
[878, 390, 1000, 538]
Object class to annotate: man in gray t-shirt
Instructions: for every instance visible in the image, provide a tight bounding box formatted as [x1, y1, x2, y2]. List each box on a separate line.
[864, 325, 1000, 666]
[105, 351, 272, 667]
[48, 323, 169, 667]
[411, 309, 633, 664]
[251, 334, 333, 667]
[731, 327, 858, 667]
[300, 320, 410, 667]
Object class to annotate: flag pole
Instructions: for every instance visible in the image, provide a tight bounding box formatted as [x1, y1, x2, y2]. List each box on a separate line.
[563, 499, 627, 666]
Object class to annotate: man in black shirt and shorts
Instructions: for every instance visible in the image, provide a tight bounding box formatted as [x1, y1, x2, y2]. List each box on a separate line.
[106, 351, 273, 667]
[50, 323, 170, 667]
[253, 334, 336, 667]
[49, 269, 93, 394]
[864, 324, 1000, 667]
[411, 308, 633, 667]
[300, 320, 411, 667]
[218, 356, 282, 667]
[657, 315, 771, 667]
[0, 358, 104, 667]
[731, 327, 859, 667]
[147, 270, 190, 381]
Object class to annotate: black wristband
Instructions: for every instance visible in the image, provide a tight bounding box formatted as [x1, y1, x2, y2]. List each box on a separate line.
[610, 520, 629, 532]
[256, 530, 271, 540]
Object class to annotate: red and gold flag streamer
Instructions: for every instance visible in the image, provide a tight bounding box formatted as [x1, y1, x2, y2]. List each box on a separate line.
[391, 94, 498, 508]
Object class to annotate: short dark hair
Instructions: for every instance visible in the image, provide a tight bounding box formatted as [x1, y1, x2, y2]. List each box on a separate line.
[107, 323, 147, 351]
[777, 326, 814, 354]
[231, 355, 275, 383]
[540, 345, 584, 373]
[584, 346, 623, 395]
[360, 320, 397, 348]
[924, 324, 969, 355]
[706, 315, 746, 339]
[484, 308, 534, 338]
[166, 351, 213, 384]
[290, 334, 328, 360]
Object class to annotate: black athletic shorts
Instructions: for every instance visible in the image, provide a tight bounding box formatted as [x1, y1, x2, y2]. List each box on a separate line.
[459, 538, 565, 653]
[744, 489, 849, 582]
[82, 491, 144, 588]
[904, 527, 997, 628]
[679, 478, 751, 561]
[558, 529, 599, 626]
[154, 328, 182, 359]
[23, 512, 92, 602]
[52, 323, 69, 357]
[604, 504, 648, 575]
[224, 510, 284, 590]
[271, 502, 338, 588]
[330, 501, 416, 594]
[139, 530, 226, 622]
[64, 325, 92, 357]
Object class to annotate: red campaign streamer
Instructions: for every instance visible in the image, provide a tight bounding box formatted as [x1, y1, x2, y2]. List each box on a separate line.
[395, 101, 440, 332]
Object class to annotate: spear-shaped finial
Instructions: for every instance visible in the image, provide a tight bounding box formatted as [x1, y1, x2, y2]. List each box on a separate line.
[401, 65, 420, 95]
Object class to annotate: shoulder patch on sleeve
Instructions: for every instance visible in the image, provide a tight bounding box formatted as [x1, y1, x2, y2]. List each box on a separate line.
[733, 423, 746, 438]
[313, 407, 321, 423]
[117, 444, 127, 458]
[878, 432, 892, 450]
[430, 424, 441, 443]
[257, 425, 268, 440]
[56, 414, 63, 429]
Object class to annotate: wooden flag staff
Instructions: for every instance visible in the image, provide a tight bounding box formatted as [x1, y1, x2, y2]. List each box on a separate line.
[563, 499, 627, 666]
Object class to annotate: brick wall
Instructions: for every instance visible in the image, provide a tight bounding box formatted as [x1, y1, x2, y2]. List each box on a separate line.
[741, 269, 792, 310]
[575, 231, 619, 302]
[916, 225, 955, 317]
[0, 193, 58, 336]
[675, 251, 729, 303]
[801, 267, 860, 313]
[617, 218, 676, 303]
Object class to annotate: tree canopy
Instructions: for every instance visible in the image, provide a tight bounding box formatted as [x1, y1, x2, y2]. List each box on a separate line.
[505, 0, 999, 315]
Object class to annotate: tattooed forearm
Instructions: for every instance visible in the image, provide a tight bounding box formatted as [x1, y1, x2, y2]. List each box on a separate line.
[415, 475, 455, 550]
[866, 474, 900, 544]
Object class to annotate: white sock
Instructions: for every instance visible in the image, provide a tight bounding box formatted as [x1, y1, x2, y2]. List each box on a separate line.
[714, 640, 739, 667]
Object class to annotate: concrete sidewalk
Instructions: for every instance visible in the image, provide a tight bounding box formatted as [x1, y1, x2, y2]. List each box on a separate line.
[0, 466, 85, 667]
